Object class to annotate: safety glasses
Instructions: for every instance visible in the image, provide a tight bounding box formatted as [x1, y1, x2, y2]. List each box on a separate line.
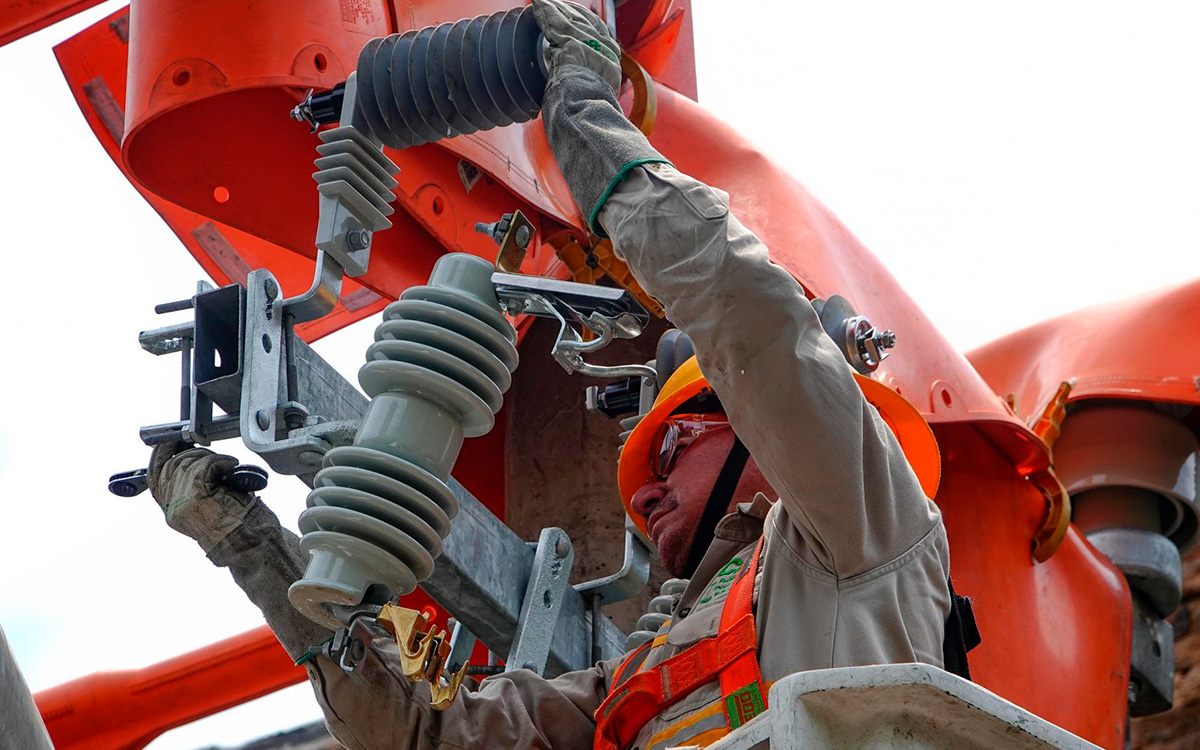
[652, 413, 733, 479]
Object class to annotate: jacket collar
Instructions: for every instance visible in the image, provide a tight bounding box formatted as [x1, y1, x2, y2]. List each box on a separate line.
[673, 493, 772, 619]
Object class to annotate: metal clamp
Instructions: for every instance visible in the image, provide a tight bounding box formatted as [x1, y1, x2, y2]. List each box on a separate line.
[476, 210, 536, 273]
[123, 267, 369, 487]
[325, 613, 384, 686]
[492, 272, 657, 381]
[375, 602, 468, 709]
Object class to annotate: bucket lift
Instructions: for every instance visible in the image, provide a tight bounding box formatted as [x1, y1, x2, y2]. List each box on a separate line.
[5, 1, 1199, 749]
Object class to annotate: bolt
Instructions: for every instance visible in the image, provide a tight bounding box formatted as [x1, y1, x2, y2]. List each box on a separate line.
[263, 278, 279, 301]
[298, 450, 323, 467]
[255, 410, 271, 431]
[874, 329, 897, 349]
[523, 662, 538, 671]
[514, 224, 532, 248]
[555, 538, 570, 557]
[347, 229, 372, 252]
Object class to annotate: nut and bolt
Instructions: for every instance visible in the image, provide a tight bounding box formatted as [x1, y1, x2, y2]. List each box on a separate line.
[555, 538, 571, 557]
[255, 410, 272, 431]
[873, 330, 897, 350]
[263, 278, 279, 301]
[347, 229, 372, 252]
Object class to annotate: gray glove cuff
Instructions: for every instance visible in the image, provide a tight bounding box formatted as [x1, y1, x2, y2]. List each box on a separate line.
[542, 63, 671, 237]
[207, 500, 332, 661]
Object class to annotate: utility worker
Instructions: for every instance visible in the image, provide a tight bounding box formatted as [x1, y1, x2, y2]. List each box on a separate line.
[146, 1, 965, 748]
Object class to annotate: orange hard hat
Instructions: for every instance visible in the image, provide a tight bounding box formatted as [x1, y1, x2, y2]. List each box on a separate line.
[617, 356, 942, 536]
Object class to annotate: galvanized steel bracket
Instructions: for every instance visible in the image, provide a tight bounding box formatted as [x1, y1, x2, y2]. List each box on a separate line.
[506, 528, 575, 675]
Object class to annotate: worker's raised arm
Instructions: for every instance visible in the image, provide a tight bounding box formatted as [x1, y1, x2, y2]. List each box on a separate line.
[535, 0, 941, 577]
[599, 168, 938, 576]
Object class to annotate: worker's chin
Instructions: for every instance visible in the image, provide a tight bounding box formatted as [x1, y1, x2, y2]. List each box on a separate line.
[655, 523, 695, 578]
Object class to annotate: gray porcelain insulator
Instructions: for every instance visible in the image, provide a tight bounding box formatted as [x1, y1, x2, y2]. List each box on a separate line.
[289, 253, 519, 628]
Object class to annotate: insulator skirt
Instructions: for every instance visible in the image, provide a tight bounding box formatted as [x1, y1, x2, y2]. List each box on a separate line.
[355, 6, 546, 149]
[290, 254, 518, 628]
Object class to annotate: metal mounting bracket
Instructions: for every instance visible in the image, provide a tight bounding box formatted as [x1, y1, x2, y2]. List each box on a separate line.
[492, 272, 657, 380]
[575, 518, 652, 605]
[506, 528, 575, 674]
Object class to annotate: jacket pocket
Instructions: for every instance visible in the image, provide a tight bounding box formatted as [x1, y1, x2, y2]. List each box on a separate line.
[679, 181, 729, 220]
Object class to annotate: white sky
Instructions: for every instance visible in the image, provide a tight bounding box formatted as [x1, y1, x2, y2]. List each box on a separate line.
[1, 2, 1198, 749]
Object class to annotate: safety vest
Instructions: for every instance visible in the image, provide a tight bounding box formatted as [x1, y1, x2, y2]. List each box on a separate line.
[593, 539, 767, 750]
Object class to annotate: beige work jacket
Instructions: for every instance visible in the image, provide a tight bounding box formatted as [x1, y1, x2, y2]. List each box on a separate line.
[307, 164, 950, 750]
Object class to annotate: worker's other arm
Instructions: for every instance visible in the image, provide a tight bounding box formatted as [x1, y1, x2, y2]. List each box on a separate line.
[312, 647, 606, 750]
[148, 447, 605, 750]
[208, 507, 606, 750]
[540, 60, 940, 577]
[214, 506, 606, 750]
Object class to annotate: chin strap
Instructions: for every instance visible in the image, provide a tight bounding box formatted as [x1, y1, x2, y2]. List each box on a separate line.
[683, 436, 749, 578]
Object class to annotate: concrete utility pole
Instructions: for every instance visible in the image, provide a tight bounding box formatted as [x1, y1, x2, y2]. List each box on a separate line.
[0, 624, 54, 750]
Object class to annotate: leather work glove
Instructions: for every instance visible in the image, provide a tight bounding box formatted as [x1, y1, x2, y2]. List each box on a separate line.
[532, 0, 622, 92]
[147, 441, 332, 660]
[147, 442, 253, 553]
[532, 0, 671, 237]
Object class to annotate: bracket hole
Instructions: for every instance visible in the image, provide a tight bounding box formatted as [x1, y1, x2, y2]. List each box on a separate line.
[172, 67, 190, 87]
[262, 334, 272, 353]
[542, 590, 552, 609]
[940, 389, 953, 407]
[314, 52, 328, 72]
[432, 196, 445, 216]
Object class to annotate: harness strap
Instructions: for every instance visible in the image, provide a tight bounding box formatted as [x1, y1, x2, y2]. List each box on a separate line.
[594, 539, 767, 750]
[611, 640, 654, 688]
[684, 437, 750, 578]
[716, 539, 767, 729]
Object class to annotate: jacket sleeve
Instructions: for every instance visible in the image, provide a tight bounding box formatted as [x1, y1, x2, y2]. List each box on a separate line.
[208, 501, 607, 750]
[310, 644, 609, 750]
[598, 165, 941, 578]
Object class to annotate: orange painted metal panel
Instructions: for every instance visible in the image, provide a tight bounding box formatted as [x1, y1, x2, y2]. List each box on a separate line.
[936, 424, 1131, 748]
[968, 279, 1200, 422]
[641, 84, 1036, 435]
[117, 0, 583, 264]
[0, 0, 106, 47]
[34, 626, 306, 750]
[52, 8, 393, 341]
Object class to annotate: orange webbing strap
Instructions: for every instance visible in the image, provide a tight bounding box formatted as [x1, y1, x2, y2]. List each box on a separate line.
[611, 640, 653, 688]
[717, 539, 768, 730]
[592, 539, 767, 750]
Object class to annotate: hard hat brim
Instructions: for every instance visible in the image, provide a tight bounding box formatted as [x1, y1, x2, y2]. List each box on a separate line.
[617, 357, 941, 536]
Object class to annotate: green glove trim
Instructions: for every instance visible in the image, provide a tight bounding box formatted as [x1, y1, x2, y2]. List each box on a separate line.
[295, 635, 335, 666]
[588, 157, 674, 237]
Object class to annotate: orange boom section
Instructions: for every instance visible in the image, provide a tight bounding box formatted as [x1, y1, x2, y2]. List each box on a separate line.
[34, 627, 305, 750]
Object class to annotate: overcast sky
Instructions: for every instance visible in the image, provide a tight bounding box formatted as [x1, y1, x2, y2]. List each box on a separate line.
[2, 2, 1198, 749]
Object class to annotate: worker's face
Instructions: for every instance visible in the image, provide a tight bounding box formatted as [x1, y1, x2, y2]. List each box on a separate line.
[630, 427, 771, 577]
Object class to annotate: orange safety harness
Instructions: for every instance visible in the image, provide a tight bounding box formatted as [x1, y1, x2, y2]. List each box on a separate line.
[593, 539, 768, 750]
